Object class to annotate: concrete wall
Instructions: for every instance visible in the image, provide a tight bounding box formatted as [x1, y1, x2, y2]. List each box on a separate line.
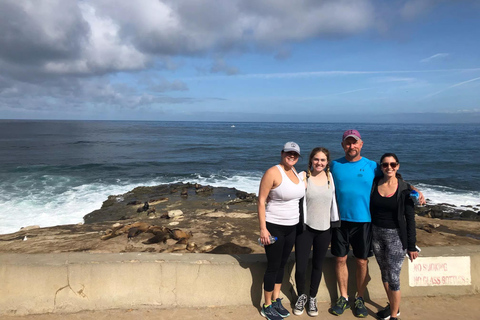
[1, 246, 479, 316]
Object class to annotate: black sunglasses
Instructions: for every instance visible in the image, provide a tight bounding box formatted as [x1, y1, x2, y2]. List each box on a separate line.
[381, 162, 398, 169]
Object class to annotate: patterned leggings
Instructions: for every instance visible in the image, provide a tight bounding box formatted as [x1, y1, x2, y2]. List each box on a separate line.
[372, 225, 406, 291]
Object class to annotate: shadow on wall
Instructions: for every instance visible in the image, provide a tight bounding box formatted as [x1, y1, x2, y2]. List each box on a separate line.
[230, 250, 386, 314]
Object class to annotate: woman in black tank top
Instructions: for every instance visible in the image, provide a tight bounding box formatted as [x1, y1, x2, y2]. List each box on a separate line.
[370, 153, 419, 320]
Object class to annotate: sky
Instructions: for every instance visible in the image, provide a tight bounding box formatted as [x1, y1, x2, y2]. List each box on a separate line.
[0, 0, 479, 123]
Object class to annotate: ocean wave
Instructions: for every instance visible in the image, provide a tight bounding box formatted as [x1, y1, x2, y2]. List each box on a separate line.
[416, 183, 480, 208]
[0, 174, 477, 235]
[0, 172, 262, 235]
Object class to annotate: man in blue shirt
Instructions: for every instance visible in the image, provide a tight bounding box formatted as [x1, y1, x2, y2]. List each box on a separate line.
[329, 129, 375, 317]
[329, 129, 425, 318]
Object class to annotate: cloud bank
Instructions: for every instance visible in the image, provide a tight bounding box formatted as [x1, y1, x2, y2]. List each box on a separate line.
[0, 0, 467, 116]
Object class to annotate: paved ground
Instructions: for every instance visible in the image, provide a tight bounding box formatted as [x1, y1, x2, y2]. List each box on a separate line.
[4, 294, 479, 320]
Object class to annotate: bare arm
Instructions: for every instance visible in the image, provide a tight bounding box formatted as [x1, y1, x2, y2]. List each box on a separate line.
[410, 185, 426, 205]
[257, 167, 277, 245]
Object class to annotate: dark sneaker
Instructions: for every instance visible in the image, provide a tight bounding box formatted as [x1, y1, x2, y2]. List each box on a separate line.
[331, 296, 350, 316]
[376, 303, 400, 320]
[307, 296, 318, 317]
[293, 294, 307, 316]
[261, 303, 283, 320]
[354, 297, 368, 318]
[272, 298, 290, 318]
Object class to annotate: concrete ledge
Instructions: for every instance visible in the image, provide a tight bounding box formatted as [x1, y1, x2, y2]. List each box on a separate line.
[1, 246, 479, 316]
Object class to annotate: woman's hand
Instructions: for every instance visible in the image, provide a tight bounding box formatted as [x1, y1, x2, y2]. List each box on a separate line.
[259, 228, 272, 246]
[407, 250, 419, 262]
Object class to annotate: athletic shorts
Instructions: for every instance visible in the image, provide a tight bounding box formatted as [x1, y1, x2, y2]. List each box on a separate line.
[331, 221, 372, 259]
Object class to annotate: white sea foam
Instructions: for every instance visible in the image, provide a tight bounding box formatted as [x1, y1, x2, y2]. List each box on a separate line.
[177, 172, 262, 194]
[416, 183, 480, 208]
[0, 173, 262, 235]
[0, 179, 166, 235]
[1, 176, 477, 235]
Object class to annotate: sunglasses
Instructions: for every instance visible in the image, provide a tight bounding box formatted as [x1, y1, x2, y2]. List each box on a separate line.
[381, 162, 398, 169]
[284, 151, 300, 158]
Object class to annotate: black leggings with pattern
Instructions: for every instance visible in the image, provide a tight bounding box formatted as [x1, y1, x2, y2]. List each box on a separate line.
[372, 225, 406, 291]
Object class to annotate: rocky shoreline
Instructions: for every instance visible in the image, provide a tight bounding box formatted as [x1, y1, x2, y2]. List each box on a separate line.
[1, 183, 479, 254]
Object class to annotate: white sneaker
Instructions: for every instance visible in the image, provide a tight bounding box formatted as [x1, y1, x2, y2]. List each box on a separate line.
[307, 296, 318, 316]
[293, 294, 307, 315]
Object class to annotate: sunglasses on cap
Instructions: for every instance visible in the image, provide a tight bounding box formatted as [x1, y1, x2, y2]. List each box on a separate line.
[381, 162, 398, 169]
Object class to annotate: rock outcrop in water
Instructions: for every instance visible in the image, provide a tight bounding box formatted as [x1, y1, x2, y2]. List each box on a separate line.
[83, 182, 257, 224]
[415, 202, 480, 221]
[0, 183, 479, 254]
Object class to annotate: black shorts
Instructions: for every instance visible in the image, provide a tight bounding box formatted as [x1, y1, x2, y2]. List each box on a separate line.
[331, 221, 372, 259]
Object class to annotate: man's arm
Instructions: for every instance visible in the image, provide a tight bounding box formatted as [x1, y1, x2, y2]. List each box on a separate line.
[410, 185, 426, 205]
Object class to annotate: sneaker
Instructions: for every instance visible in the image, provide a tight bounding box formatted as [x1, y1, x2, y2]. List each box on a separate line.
[331, 296, 350, 316]
[354, 297, 368, 318]
[272, 298, 290, 318]
[261, 303, 283, 320]
[376, 303, 400, 320]
[307, 296, 318, 317]
[293, 294, 307, 316]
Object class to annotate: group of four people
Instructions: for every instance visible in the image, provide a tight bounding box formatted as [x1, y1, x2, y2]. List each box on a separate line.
[257, 130, 422, 320]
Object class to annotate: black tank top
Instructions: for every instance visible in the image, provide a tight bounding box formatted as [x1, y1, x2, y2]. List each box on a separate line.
[370, 188, 399, 229]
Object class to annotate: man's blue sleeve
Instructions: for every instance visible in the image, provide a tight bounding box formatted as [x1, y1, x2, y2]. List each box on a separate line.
[374, 162, 382, 178]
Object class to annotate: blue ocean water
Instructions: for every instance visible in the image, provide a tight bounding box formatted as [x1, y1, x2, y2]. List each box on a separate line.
[0, 120, 479, 234]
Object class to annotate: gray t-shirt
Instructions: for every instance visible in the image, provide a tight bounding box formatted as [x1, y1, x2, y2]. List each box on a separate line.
[305, 178, 333, 231]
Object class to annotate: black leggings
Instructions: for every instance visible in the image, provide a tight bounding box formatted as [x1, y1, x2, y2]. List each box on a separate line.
[294, 226, 332, 297]
[263, 222, 297, 292]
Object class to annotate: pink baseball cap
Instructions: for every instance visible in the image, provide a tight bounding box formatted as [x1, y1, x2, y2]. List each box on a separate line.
[342, 129, 361, 141]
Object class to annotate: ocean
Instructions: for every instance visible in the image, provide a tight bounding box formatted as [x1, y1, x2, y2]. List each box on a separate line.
[0, 120, 479, 235]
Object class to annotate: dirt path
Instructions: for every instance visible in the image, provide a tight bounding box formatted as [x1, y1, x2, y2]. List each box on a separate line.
[4, 295, 480, 320]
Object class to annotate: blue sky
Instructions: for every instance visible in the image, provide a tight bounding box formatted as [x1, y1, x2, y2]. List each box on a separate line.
[0, 0, 479, 123]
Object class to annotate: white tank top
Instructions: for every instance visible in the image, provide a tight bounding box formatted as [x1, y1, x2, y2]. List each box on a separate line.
[265, 165, 305, 226]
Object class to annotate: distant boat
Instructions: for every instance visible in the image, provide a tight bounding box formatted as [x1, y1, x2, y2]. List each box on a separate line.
[231, 125, 235, 128]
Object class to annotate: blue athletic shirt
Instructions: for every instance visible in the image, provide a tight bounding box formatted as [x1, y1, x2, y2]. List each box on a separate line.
[330, 157, 381, 223]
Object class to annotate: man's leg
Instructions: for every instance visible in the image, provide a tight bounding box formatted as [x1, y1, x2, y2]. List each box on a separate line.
[350, 222, 371, 318]
[331, 254, 351, 315]
[355, 258, 369, 298]
[330, 224, 351, 316]
[335, 255, 349, 299]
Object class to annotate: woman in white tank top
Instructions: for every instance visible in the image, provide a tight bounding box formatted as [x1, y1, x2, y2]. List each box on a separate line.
[257, 142, 305, 320]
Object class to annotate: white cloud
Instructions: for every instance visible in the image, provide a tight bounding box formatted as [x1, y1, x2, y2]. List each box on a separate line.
[420, 53, 450, 63]
[421, 76, 480, 100]
[149, 79, 189, 93]
[204, 68, 480, 80]
[0, 0, 378, 77]
[372, 76, 417, 83]
[0, 0, 476, 116]
[401, 0, 437, 20]
[210, 58, 239, 75]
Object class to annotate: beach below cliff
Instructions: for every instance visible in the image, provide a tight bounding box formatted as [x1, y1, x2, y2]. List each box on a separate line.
[1, 183, 479, 254]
